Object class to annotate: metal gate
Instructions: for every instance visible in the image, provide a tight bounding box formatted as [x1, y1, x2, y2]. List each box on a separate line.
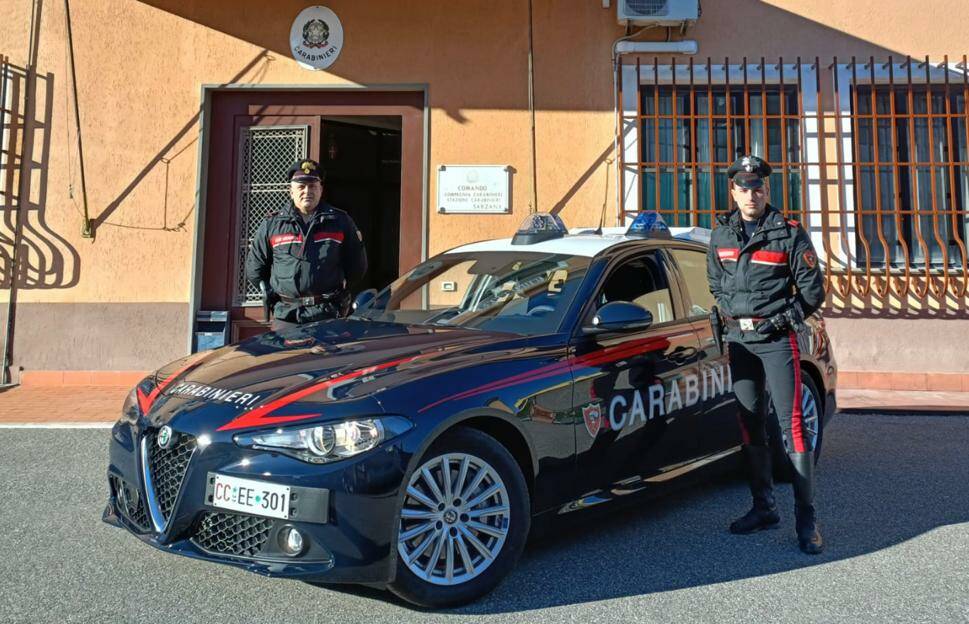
[234, 125, 309, 305]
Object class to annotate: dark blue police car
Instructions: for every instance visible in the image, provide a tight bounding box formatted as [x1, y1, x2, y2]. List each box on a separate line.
[104, 212, 837, 607]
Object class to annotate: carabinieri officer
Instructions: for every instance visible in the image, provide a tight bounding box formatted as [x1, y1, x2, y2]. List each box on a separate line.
[245, 159, 367, 331]
[706, 155, 826, 554]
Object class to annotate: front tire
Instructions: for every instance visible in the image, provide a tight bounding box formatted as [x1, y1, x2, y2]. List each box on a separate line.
[388, 427, 530, 608]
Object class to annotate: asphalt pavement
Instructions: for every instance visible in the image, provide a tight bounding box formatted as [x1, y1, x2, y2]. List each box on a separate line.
[1, 414, 967, 624]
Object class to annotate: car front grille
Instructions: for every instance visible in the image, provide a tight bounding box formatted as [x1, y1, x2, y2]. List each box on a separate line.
[110, 475, 150, 531]
[191, 512, 273, 557]
[145, 430, 196, 522]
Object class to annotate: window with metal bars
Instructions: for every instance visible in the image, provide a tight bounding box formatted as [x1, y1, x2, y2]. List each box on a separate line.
[851, 84, 969, 269]
[638, 84, 804, 228]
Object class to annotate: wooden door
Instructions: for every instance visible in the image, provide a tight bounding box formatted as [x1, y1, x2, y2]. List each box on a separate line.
[199, 90, 424, 346]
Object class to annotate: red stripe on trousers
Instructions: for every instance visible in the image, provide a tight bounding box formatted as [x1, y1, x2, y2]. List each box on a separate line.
[736, 413, 751, 444]
[788, 331, 806, 453]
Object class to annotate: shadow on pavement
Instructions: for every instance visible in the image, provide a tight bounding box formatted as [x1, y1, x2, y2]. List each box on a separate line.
[321, 413, 969, 613]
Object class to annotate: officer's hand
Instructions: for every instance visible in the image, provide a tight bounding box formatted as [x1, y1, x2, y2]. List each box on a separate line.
[754, 304, 804, 335]
[754, 313, 789, 335]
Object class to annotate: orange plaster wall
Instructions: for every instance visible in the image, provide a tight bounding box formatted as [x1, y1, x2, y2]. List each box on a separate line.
[1, 0, 968, 305]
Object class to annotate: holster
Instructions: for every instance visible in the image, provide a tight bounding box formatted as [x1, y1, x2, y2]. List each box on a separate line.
[259, 281, 280, 323]
[710, 305, 725, 355]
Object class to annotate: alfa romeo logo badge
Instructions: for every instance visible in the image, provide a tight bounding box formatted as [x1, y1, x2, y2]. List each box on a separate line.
[157, 425, 174, 449]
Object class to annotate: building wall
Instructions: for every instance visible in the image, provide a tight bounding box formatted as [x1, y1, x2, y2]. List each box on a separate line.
[0, 0, 967, 377]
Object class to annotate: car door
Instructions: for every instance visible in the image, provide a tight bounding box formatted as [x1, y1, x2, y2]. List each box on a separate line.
[666, 245, 740, 458]
[570, 248, 703, 500]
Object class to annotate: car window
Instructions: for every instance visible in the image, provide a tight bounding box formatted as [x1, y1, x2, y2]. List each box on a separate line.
[593, 251, 676, 323]
[669, 248, 716, 316]
[353, 251, 591, 336]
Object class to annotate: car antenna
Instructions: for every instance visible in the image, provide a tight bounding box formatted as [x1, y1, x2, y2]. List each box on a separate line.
[594, 198, 607, 235]
[594, 158, 613, 235]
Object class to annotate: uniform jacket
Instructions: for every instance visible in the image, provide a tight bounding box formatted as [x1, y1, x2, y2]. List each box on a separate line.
[245, 202, 367, 321]
[706, 205, 824, 342]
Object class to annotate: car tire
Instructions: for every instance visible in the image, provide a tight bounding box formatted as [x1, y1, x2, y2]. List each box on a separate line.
[768, 371, 825, 483]
[388, 427, 530, 609]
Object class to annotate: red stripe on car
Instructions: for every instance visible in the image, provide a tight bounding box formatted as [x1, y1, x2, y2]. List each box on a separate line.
[137, 355, 207, 414]
[788, 331, 806, 453]
[418, 336, 671, 413]
[217, 353, 434, 431]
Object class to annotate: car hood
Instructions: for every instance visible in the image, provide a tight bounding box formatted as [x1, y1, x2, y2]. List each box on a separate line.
[141, 319, 510, 432]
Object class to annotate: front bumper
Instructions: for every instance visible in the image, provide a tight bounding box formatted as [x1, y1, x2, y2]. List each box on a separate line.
[104, 420, 413, 584]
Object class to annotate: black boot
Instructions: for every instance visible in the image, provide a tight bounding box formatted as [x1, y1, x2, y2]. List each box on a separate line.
[730, 445, 781, 534]
[789, 451, 824, 554]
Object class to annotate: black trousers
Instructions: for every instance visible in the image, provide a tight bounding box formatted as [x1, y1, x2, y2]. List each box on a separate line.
[728, 332, 813, 454]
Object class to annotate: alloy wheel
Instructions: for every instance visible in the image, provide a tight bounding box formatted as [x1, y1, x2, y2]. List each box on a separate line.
[397, 452, 511, 586]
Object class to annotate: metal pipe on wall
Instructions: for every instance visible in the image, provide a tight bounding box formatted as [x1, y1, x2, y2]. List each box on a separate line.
[1, 0, 42, 385]
[526, 0, 538, 213]
[64, 0, 93, 238]
[0, 54, 11, 385]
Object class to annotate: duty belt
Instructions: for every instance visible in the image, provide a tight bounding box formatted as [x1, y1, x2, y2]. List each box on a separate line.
[723, 315, 766, 332]
[279, 293, 341, 307]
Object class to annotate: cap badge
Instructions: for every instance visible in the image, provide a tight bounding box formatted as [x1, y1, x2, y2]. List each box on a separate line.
[742, 156, 753, 172]
[301, 161, 314, 174]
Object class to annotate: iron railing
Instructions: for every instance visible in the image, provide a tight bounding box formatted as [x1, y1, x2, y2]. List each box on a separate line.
[622, 56, 969, 302]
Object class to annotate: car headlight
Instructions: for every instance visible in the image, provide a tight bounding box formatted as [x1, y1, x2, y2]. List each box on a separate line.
[120, 386, 141, 424]
[233, 416, 412, 464]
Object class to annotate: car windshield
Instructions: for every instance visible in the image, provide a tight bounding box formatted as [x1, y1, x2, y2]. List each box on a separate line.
[351, 251, 592, 335]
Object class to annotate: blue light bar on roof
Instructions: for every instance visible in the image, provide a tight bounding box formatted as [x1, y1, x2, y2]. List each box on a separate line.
[511, 212, 568, 245]
[625, 211, 672, 239]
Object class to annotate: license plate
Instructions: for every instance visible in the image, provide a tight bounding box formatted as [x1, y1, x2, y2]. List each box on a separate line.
[210, 473, 291, 520]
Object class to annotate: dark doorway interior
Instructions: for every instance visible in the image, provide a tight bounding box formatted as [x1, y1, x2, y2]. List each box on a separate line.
[199, 90, 424, 347]
[321, 116, 402, 293]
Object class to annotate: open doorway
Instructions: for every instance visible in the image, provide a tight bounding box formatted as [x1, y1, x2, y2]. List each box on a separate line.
[196, 90, 424, 345]
[321, 116, 401, 292]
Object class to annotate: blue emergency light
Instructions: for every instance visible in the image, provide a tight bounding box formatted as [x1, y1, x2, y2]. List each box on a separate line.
[511, 212, 568, 245]
[625, 211, 671, 239]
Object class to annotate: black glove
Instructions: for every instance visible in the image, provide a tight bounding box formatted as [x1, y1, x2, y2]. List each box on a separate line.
[755, 303, 805, 336]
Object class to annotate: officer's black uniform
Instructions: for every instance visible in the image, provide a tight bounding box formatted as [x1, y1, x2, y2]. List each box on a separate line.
[706, 155, 826, 554]
[245, 160, 367, 330]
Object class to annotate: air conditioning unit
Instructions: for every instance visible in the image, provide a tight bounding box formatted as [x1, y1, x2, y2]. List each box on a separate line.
[617, 0, 700, 27]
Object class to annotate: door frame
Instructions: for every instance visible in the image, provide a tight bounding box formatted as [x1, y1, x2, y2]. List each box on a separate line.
[187, 84, 429, 352]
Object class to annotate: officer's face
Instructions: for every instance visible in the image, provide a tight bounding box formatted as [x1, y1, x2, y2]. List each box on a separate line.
[730, 180, 769, 220]
[290, 180, 323, 213]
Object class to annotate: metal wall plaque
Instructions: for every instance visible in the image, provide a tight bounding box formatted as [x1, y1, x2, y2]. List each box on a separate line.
[290, 6, 345, 71]
[437, 165, 511, 214]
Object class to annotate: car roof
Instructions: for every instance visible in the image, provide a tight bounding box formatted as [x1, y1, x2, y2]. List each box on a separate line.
[445, 226, 711, 258]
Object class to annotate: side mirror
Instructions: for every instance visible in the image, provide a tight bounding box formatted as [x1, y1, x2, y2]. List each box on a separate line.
[586, 301, 653, 333]
[352, 288, 378, 311]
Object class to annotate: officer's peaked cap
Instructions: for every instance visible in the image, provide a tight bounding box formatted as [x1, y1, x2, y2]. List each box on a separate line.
[727, 155, 772, 189]
[287, 159, 325, 183]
